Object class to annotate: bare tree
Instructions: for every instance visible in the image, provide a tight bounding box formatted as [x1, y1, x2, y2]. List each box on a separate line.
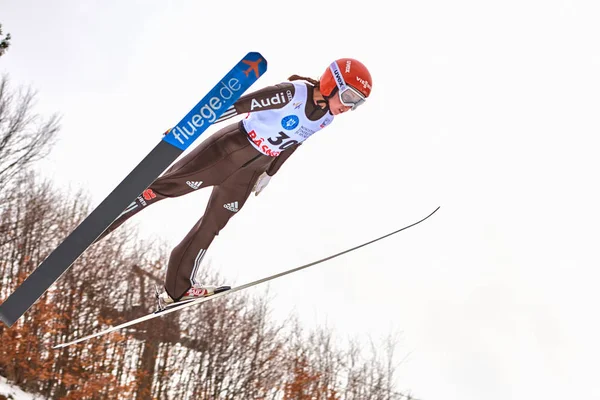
[0, 24, 10, 57]
[0, 75, 60, 188]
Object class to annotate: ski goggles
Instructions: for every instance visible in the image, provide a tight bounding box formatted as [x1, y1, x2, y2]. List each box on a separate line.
[329, 62, 367, 111]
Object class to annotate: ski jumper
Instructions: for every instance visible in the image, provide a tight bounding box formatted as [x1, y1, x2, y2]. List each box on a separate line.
[97, 81, 334, 300]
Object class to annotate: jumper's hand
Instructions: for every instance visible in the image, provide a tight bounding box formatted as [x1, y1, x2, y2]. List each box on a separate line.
[253, 172, 272, 196]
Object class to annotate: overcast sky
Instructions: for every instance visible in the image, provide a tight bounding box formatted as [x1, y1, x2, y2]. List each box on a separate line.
[2, 1, 600, 399]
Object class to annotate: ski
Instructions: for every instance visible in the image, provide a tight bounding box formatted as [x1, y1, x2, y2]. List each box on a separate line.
[0, 52, 268, 328]
[53, 206, 440, 349]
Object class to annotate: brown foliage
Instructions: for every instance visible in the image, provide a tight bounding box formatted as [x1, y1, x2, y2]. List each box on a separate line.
[0, 171, 414, 399]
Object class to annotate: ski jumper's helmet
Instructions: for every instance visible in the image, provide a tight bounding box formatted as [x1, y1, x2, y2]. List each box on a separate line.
[320, 58, 372, 110]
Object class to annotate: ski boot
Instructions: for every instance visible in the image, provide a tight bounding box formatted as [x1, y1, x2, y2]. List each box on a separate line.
[155, 284, 231, 311]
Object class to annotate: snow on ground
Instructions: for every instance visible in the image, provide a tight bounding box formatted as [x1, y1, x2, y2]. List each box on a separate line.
[0, 377, 46, 400]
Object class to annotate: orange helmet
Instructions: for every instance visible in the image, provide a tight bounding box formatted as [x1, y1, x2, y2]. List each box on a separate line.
[320, 58, 372, 110]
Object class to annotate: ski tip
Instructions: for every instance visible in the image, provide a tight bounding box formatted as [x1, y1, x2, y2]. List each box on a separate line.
[239, 53, 268, 78]
[244, 51, 267, 64]
[423, 206, 441, 221]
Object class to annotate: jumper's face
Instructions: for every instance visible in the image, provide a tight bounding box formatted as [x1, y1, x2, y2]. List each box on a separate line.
[328, 93, 352, 115]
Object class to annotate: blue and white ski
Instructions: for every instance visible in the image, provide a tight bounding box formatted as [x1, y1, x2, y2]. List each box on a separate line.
[0, 52, 268, 328]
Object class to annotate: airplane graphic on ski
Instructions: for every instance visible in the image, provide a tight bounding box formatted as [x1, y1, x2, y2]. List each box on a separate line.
[242, 58, 264, 78]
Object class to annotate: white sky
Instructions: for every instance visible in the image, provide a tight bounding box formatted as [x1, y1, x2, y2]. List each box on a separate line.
[2, 1, 600, 399]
